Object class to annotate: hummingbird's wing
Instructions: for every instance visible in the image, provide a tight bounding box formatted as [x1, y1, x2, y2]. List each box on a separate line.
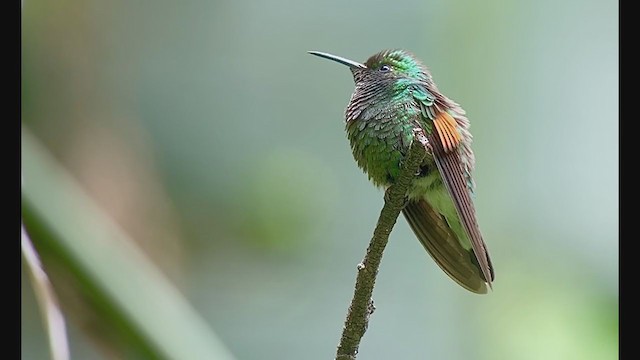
[408, 85, 494, 292]
[403, 198, 490, 293]
[428, 110, 495, 289]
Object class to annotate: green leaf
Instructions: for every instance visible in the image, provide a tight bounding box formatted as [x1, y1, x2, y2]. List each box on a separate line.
[22, 127, 236, 360]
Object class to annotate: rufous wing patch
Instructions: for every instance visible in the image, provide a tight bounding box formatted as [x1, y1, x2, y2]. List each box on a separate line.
[433, 111, 461, 153]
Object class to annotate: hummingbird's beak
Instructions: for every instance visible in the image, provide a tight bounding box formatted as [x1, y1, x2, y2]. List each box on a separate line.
[307, 51, 367, 69]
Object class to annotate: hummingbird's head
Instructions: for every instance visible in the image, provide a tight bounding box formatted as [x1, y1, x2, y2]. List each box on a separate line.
[363, 49, 431, 83]
[308, 49, 432, 86]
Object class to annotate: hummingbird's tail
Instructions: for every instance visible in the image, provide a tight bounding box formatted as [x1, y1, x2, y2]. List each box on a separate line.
[402, 199, 491, 294]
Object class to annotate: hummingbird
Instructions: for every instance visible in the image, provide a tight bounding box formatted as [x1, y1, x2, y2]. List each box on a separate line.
[309, 49, 494, 293]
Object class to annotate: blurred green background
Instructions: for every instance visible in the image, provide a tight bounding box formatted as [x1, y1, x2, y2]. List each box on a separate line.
[21, 0, 618, 359]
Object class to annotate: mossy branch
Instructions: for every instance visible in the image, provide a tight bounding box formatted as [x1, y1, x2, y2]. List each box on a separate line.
[335, 129, 429, 360]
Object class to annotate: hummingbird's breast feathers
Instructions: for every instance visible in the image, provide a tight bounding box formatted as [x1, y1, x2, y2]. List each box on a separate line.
[345, 75, 477, 194]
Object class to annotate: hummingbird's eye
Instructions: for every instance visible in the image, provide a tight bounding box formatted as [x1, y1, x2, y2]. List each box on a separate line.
[379, 64, 391, 72]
